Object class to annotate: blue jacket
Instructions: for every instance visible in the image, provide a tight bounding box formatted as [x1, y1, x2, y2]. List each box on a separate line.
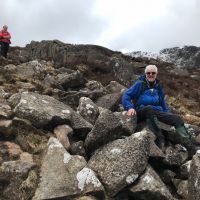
[122, 75, 169, 112]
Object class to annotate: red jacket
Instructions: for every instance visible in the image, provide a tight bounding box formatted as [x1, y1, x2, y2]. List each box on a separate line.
[0, 30, 11, 44]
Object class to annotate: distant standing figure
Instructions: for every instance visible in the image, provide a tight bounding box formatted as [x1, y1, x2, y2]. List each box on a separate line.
[0, 25, 11, 58]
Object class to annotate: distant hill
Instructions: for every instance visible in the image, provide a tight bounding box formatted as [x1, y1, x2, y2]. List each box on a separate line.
[127, 45, 200, 68]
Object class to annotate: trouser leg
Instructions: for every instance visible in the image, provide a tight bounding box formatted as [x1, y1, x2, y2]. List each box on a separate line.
[137, 105, 184, 127]
[137, 106, 193, 146]
[146, 116, 165, 150]
[1, 42, 9, 58]
[137, 106, 165, 150]
[151, 109, 191, 145]
[137, 106, 199, 157]
[0, 42, 3, 57]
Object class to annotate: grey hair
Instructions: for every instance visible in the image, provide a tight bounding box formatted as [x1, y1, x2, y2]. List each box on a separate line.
[145, 65, 158, 73]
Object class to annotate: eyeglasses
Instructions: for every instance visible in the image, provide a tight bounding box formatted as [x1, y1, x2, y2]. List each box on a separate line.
[146, 72, 156, 75]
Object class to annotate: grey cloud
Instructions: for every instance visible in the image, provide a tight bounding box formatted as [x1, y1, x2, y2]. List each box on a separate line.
[109, 0, 200, 52]
[1, 0, 106, 46]
[1, 0, 200, 51]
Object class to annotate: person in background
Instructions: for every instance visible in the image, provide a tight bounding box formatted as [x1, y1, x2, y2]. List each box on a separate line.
[0, 25, 11, 58]
[122, 64, 199, 156]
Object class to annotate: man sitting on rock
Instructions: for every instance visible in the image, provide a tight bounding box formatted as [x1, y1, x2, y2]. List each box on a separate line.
[122, 64, 199, 156]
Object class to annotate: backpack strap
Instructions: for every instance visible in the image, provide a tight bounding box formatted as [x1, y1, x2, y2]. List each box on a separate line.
[133, 80, 147, 105]
[157, 82, 163, 105]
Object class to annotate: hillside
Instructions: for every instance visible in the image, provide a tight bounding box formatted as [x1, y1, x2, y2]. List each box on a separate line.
[0, 40, 200, 200]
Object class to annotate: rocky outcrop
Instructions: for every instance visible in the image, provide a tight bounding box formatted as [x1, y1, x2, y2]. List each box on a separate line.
[128, 45, 200, 69]
[22, 40, 139, 86]
[160, 46, 200, 68]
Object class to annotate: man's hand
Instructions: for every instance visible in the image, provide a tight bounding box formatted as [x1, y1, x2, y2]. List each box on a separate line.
[127, 108, 136, 116]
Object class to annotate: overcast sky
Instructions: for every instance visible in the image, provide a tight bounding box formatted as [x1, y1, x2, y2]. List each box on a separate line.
[1, 0, 200, 52]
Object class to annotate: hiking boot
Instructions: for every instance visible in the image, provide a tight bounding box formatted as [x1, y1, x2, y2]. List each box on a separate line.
[176, 125, 200, 158]
[175, 126, 191, 145]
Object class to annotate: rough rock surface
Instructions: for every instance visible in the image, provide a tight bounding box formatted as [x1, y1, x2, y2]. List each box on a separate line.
[88, 130, 150, 196]
[85, 109, 136, 154]
[129, 165, 176, 200]
[188, 151, 200, 200]
[9, 92, 93, 136]
[33, 137, 104, 200]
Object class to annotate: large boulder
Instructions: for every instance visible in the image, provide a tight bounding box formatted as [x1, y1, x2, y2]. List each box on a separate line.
[33, 137, 104, 200]
[85, 109, 136, 154]
[8, 92, 93, 136]
[95, 92, 122, 111]
[105, 81, 126, 93]
[58, 70, 87, 90]
[88, 130, 150, 196]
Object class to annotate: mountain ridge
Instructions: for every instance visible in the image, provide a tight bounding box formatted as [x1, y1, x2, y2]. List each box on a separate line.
[127, 45, 200, 69]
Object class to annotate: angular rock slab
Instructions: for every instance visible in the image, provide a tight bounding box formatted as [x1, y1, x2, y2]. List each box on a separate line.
[114, 111, 137, 134]
[59, 70, 87, 89]
[85, 109, 136, 154]
[96, 92, 122, 111]
[163, 145, 188, 166]
[33, 137, 104, 200]
[105, 81, 126, 94]
[9, 92, 92, 135]
[77, 97, 99, 125]
[188, 151, 200, 200]
[129, 165, 176, 200]
[88, 130, 150, 197]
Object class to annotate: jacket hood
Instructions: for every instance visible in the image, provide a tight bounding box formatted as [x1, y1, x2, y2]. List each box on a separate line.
[138, 75, 146, 81]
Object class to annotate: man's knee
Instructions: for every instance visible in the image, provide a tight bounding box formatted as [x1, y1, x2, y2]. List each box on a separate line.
[142, 106, 155, 118]
[174, 115, 184, 127]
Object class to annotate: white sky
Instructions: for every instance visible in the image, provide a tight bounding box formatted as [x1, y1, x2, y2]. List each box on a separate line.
[1, 0, 200, 52]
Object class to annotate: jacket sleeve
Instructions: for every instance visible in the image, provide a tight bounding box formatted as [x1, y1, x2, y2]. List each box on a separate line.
[122, 81, 142, 111]
[159, 87, 169, 112]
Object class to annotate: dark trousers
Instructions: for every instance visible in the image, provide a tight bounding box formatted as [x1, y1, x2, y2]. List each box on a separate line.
[137, 106, 184, 128]
[0, 42, 9, 58]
